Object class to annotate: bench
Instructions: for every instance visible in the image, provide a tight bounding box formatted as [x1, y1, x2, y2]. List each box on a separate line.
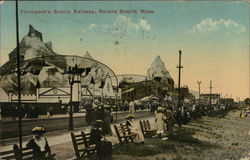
[139, 120, 157, 137]
[0, 144, 55, 160]
[71, 131, 96, 159]
[114, 123, 136, 144]
[0, 144, 33, 160]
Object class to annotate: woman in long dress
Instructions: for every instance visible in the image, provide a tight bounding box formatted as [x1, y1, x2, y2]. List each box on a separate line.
[125, 114, 144, 143]
[129, 101, 135, 114]
[155, 107, 166, 138]
[102, 106, 113, 136]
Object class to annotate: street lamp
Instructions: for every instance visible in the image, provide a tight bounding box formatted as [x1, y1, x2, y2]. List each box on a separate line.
[90, 76, 95, 105]
[99, 79, 105, 103]
[113, 85, 119, 122]
[106, 74, 119, 122]
[209, 80, 213, 107]
[67, 64, 91, 131]
[197, 81, 202, 99]
[10, 68, 28, 148]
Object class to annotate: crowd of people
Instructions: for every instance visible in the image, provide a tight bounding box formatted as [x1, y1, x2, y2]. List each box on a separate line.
[82, 100, 238, 159]
[22, 99, 238, 159]
[83, 99, 238, 133]
[85, 103, 113, 136]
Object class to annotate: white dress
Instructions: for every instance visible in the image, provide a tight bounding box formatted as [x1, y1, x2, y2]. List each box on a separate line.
[33, 136, 47, 151]
[129, 102, 135, 114]
[155, 112, 165, 134]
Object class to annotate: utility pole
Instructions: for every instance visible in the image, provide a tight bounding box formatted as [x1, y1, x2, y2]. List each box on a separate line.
[197, 81, 202, 99]
[209, 80, 213, 106]
[16, 0, 22, 149]
[176, 50, 183, 127]
[177, 50, 183, 110]
[69, 81, 73, 131]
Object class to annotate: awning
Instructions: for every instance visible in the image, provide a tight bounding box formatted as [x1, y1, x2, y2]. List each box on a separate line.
[140, 95, 159, 102]
[122, 87, 134, 94]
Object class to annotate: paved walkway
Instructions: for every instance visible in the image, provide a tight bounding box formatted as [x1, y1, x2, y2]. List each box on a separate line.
[0, 115, 155, 160]
[1, 109, 150, 122]
[1, 113, 84, 122]
[1, 110, 151, 140]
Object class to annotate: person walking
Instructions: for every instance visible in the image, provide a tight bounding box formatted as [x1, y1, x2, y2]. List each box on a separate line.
[11, 105, 16, 120]
[129, 101, 135, 114]
[103, 106, 113, 136]
[155, 107, 166, 138]
[163, 108, 175, 133]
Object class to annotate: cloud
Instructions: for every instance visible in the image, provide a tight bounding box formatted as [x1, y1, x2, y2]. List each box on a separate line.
[233, 1, 245, 4]
[114, 15, 140, 31]
[187, 18, 246, 34]
[112, 15, 151, 32]
[88, 24, 96, 30]
[139, 19, 151, 31]
[82, 23, 96, 33]
[101, 15, 152, 42]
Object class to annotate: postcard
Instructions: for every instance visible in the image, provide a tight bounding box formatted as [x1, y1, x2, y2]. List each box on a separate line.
[0, 1, 249, 160]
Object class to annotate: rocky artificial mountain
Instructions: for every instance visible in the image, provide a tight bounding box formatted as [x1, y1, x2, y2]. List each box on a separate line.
[147, 55, 174, 85]
[0, 25, 115, 94]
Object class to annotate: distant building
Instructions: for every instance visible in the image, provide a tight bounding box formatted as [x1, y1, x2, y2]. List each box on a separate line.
[200, 93, 220, 104]
[244, 98, 250, 105]
[220, 98, 235, 107]
[172, 86, 194, 103]
[120, 79, 172, 102]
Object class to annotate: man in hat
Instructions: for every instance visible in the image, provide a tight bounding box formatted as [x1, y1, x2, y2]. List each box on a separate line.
[90, 105, 99, 123]
[163, 108, 175, 133]
[103, 105, 113, 136]
[84, 103, 95, 125]
[126, 114, 144, 143]
[26, 126, 53, 159]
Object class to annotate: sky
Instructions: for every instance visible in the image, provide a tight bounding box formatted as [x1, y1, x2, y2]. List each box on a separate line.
[0, 1, 249, 100]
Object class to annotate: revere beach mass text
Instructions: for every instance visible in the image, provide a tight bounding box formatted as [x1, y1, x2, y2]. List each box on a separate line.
[20, 9, 155, 14]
